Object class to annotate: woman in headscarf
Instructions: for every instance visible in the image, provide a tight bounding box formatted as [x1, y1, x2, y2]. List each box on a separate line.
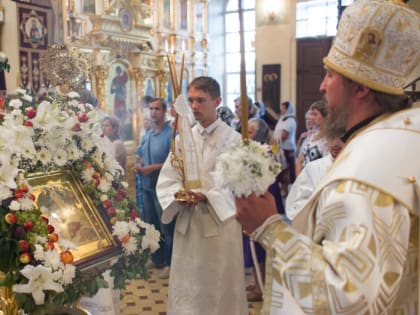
[272, 101, 297, 197]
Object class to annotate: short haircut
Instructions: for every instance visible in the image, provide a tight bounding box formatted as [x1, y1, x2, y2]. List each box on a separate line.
[150, 97, 168, 111]
[234, 96, 253, 109]
[249, 118, 270, 144]
[188, 76, 221, 99]
[310, 100, 328, 117]
[103, 115, 120, 130]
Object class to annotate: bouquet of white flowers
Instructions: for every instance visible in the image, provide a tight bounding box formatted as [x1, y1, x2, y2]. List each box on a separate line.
[212, 140, 281, 197]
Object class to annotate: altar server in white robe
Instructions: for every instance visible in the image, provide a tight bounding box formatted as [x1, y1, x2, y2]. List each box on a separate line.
[235, 1, 420, 314]
[157, 76, 248, 315]
[285, 135, 343, 221]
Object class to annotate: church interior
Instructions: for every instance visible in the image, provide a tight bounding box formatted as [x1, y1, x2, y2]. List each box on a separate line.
[0, 0, 420, 314]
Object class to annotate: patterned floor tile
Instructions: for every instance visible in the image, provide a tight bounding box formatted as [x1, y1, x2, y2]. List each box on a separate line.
[120, 267, 263, 315]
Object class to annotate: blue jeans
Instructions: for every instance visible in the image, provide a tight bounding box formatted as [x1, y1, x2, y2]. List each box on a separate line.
[142, 188, 175, 267]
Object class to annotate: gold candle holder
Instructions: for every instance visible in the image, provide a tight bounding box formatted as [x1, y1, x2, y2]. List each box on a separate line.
[166, 40, 192, 202]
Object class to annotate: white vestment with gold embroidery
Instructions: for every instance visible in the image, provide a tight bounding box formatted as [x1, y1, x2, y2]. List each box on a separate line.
[157, 119, 248, 315]
[257, 108, 420, 314]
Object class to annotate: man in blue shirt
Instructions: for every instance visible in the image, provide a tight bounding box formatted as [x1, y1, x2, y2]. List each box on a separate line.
[135, 97, 173, 279]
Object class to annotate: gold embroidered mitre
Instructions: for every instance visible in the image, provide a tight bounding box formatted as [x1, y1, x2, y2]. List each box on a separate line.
[323, 0, 420, 95]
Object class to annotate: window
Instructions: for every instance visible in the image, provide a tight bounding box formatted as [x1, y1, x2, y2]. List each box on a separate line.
[296, 0, 354, 38]
[224, 0, 255, 111]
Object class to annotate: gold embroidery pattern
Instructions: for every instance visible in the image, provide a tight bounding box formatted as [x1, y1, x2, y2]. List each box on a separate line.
[373, 209, 407, 270]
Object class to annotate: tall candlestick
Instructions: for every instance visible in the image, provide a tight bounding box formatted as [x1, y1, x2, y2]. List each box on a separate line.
[238, 0, 248, 142]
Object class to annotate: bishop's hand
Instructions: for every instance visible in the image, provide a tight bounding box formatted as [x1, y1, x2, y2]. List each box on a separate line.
[235, 191, 277, 234]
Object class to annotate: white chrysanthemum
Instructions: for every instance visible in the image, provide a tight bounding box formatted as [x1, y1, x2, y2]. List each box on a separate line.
[92, 149, 104, 169]
[9, 200, 21, 211]
[53, 149, 68, 166]
[37, 147, 52, 165]
[9, 99, 22, 109]
[43, 249, 62, 270]
[212, 140, 281, 197]
[112, 221, 130, 240]
[128, 220, 140, 234]
[19, 196, 34, 210]
[134, 218, 148, 229]
[98, 176, 112, 192]
[141, 224, 160, 253]
[122, 237, 137, 255]
[66, 142, 81, 161]
[81, 167, 95, 183]
[61, 264, 76, 284]
[81, 136, 94, 152]
[33, 244, 45, 261]
[35, 236, 48, 244]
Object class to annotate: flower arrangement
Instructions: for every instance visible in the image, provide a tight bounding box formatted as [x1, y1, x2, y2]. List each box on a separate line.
[212, 140, 281, 197]
[0, 90, 159, 313]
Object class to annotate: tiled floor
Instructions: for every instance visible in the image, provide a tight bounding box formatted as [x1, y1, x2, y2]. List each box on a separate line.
[120, 266, 263, 315]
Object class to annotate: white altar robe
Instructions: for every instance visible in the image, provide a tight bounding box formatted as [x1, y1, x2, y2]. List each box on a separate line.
[285, 154, 333, 220]
[157, 118, 248, 315]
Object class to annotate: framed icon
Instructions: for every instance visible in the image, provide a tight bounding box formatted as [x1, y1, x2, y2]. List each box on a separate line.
[119, 7, 134, 32]
[28, 170, 121, 271]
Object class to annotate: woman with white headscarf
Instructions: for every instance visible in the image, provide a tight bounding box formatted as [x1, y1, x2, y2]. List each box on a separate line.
[272, 101, 297, 196]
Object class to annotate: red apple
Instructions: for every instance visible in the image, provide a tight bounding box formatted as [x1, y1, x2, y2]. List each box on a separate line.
[39, 215, 49, 224]
[102, 199, 112, 209]
[44, 241, 55, 250]
[14, 226, 26, 238]
[130, 209, 139, 219]
[114, 194, 123, 202]
[107, 207, 117, 217]
[23, 221, 34, 231]
[5, 212, 17, 224]
[60, 250, 74, 264]
[25, 107, 37, 119]
[18, 185, 29, 194]
[72, 123, 81, 131]
[18, 240, 30, 252]
[14, 190, 24, 199]
[47, 224, 55, 233]
[78, 113, 88, 123]
[47, 233, 59, 243]
[19, 252, 31, 264]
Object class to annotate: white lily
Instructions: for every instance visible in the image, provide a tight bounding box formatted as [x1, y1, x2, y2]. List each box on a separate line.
[13, 265, 64, 305]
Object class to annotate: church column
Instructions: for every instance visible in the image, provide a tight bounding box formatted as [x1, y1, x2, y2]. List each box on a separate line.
[93, 65, 108, 111]
[157, 70, 168, 100]
[132, 68, 145, 144]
